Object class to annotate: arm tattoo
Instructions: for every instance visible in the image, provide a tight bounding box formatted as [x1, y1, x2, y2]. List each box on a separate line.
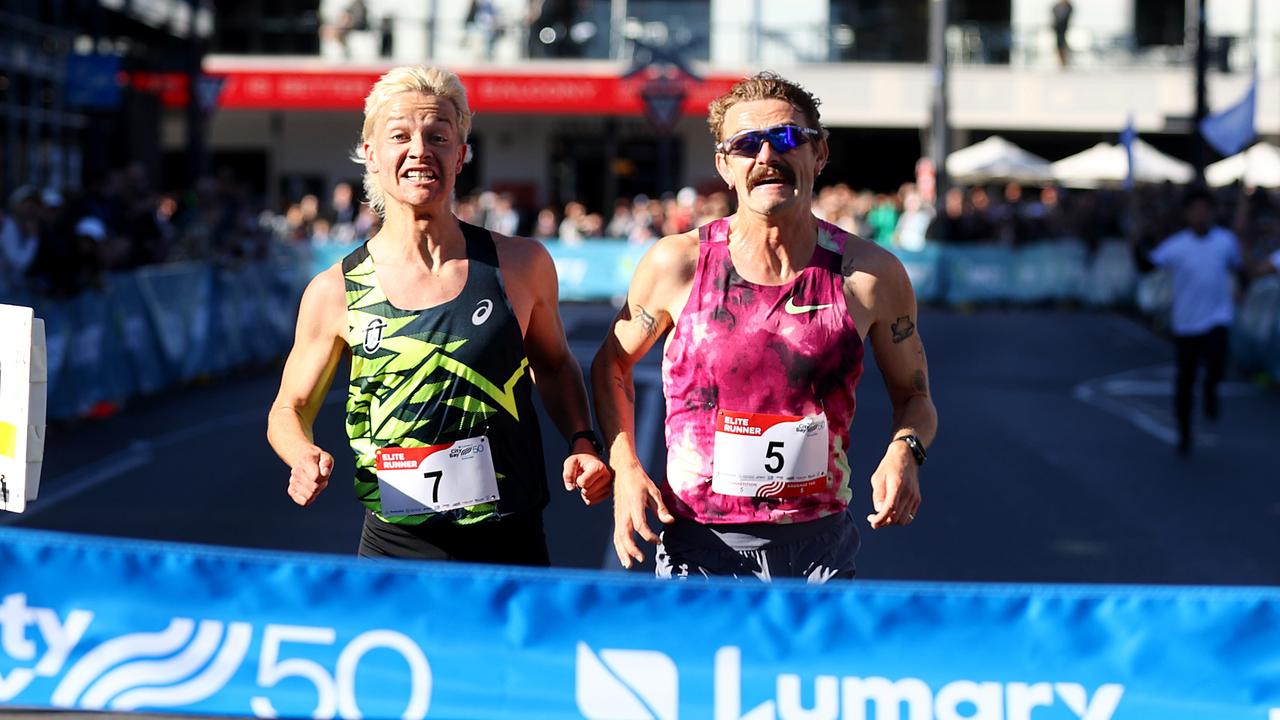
[891, 315, 916, 343]
[911, 369, 928, 394]
[635, 305, 658, 338]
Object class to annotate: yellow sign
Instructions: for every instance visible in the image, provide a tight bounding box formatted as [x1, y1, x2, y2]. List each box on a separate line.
[0, 420, 16, 459]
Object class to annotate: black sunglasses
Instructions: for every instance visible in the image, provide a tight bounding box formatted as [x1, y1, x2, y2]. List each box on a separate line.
[716, 124, 822, 157]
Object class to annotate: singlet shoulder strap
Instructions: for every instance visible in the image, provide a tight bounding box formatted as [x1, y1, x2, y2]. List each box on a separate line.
[812, 220, 850, 273]
[816, 220, 848, 255]
[459, 221, 500, 269]
[341, 241, 371, 275]
[699, 217, 731, 245]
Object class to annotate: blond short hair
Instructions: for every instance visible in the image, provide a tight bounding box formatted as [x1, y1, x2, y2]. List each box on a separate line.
[706, 71, 827, 145]
[353, 65, 473, 217]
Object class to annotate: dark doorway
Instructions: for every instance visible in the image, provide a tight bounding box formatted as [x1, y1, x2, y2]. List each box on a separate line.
[822, 127, 922, 193]
[1134, 0, 1186, 48]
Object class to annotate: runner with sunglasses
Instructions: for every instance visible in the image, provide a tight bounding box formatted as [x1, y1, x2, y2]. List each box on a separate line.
[592, 72, 937, 581]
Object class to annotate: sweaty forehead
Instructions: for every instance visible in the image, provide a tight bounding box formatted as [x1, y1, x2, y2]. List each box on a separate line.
[382, 92, 458, 125]
[721, 99, 804, 139]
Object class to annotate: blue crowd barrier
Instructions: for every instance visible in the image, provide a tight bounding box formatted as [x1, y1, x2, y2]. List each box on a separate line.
[0, 526, 1277, 719]
[134, 262, 218, 383]
[891, 246, 943, 303]
[104, 273, 170, 397]
[4, 252, 303, 421]
[35, 299, 77, 421]
[942, 245, 1016, 305]
[542, 239, 653, 302]
[1010, 240, 1089, 303]
[69, 291, 133, 411]
[293, 236, 1151, 314]
[1082, 240, 1138, 308]
[308, 241, 353, 282]
[1235, 277, 1280, 375]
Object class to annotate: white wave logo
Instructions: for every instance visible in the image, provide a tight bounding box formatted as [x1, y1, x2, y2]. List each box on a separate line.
[51, 618, 251, 711]
[576, 642, 678, 720]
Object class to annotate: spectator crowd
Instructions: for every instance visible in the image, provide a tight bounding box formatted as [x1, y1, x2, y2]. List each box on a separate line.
[6, 165, 1280, 301]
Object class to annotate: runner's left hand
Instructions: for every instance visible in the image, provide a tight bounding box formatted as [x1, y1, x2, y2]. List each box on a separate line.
[867, 441, 921, 528]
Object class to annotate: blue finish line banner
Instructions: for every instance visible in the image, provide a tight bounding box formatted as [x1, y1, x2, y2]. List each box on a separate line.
[0, 528, 1277, 719]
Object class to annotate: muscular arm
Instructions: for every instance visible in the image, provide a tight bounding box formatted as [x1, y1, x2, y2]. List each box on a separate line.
[846, 246, 938, 528]
[590, 232, 696, 566]
[506, 237, 611, 505]
[266, 265, 347, 506]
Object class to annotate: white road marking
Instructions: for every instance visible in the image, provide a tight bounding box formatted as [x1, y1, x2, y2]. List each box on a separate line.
[1071, 364, 1256, 447]
[0, 441, 155, 525]
[3, 394, 343, 523]
[1073, 384, 1181, 446]
[1098, 379, 1258, 397]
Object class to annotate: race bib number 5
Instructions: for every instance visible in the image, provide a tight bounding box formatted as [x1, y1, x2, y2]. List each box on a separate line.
[375, 437, 499, 516]
[712, 410, 829, 498]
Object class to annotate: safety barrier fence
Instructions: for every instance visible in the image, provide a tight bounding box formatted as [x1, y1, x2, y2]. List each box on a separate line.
[0, 245, 312, 421]
[3, 238, 1277, 423]
[0, 526, 1277, 718]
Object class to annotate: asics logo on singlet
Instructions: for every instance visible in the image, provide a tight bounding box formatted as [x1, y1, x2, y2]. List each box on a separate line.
[784, 297, 833, 315]
[362, 318, 387, 352]
[472, 299, 494, 326]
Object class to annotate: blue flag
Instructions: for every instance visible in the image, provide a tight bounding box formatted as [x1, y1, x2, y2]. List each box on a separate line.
[1119, 115, 1137, 190]
[1200, 75, 1257, 156]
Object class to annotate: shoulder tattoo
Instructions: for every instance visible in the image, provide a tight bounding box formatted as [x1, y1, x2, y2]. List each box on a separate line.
[891, 315, 916, 344]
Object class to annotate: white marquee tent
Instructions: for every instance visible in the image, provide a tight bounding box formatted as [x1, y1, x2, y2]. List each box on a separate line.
[1051, 140, 1193, 187]
[1205, 142, 1280, 187]
[946, 136, 1054, 184]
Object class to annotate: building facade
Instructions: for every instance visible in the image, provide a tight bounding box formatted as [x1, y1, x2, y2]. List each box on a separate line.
[10, 1, 1276, 209]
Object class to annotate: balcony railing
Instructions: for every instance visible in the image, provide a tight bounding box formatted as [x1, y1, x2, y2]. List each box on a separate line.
[233, 8, 1277, 76]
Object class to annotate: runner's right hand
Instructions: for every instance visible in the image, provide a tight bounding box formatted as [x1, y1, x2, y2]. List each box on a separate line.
[288, 447, 334, 507]
[612, 466, 674, 569]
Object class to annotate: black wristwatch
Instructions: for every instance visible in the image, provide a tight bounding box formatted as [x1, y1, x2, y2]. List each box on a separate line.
[894, 434, 927, 467]
[569, 430, 604, 456]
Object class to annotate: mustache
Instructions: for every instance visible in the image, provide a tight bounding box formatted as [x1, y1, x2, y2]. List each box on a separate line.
[748, 163, 796, 188]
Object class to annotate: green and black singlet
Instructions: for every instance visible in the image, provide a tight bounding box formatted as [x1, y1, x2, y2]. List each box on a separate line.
[342, 222, 548, 530]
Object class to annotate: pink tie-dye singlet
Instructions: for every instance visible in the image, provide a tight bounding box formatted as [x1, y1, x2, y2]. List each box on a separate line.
[662, 217, 865, 525]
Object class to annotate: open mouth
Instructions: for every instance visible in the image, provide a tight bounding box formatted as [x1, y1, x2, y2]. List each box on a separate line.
[403, 169, 438, 183]
[749, 166, 795, 190]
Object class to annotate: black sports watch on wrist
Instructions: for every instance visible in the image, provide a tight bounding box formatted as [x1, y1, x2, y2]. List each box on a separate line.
[893, 434, 927, 467]
[569, 430, 604, 456]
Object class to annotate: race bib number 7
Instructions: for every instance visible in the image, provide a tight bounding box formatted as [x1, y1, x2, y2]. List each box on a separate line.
[712, 410, 829, 499]
[375, 437, 499, 516]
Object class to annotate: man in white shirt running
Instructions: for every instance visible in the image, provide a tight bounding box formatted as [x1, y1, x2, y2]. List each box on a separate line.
[1148, 188, 1244, 456]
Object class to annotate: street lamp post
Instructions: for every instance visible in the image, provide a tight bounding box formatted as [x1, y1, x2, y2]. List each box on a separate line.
[929, 0, 950, 218]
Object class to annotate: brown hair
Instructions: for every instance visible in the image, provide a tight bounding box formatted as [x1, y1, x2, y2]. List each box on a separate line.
[706, 71, 827, 145]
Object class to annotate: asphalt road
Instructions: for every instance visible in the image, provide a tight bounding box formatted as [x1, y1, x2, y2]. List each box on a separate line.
[6, 304, 1279, 586]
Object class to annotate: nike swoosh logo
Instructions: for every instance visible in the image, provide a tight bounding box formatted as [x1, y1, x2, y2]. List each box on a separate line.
[784, 297, 833, 314]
